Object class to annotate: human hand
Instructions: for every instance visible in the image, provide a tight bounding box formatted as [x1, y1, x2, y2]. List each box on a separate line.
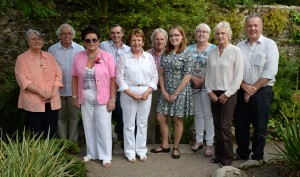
[208, 92, 218, 102]
[244, 92, 251, 103]
[141, 90, 151, 101]
[242, 83, 257, 96]
[72, 98, 80, 109]
[169, 94, 177, 103]
[218, 94, 228, 104]
[107, 99, 116, 112]
[191, 77, 204, 89]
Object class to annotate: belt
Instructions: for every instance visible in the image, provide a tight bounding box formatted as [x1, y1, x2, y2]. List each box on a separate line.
[132, 84, 147, 87]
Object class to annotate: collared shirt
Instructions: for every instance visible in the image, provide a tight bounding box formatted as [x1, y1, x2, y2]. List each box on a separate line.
[147, 48, 164, 71]
[99, 40, 130, 65]
[48, 41, 85, 96]
[237, 35, 279, 86]
[15, 50, 63, 112]
[205, 44, 244, 97]
[116, 50, 158, 92]
[72, 49, 116, 105]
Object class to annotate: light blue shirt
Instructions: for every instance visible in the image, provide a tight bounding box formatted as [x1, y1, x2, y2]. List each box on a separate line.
[237, 35, 279, 86]
[99, 40, 130, 65]
[48, 41, 85, 96]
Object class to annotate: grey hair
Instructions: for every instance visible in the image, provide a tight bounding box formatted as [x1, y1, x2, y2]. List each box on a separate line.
[246, 14, 264, 27]
[150, 28, 168, 46]
[25, 29, 44, 45]
[195, 23, 211, 34]
[214, 21, 232, 41]
[56, 23, 75, 38]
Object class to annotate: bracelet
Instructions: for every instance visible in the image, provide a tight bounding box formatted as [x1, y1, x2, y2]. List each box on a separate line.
[110, 98, 116, 102]
[147, 88, 153, 93]
[72, 95, 78, 99]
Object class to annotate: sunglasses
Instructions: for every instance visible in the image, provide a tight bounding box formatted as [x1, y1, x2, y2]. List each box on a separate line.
[85, 38, 98, 44]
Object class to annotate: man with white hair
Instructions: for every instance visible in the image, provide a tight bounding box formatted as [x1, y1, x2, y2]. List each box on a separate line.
[48, 23, 84, 143]
[147, 28, 168, 144]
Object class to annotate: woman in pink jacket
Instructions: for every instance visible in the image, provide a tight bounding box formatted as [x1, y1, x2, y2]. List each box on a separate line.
[72, 26, 117, 168]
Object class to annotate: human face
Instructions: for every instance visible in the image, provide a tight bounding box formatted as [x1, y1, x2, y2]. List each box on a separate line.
[153, 32, 166, 51]
[84, 33, 99, 52]
[215, 28, 229, 46]
[195, 27, 210, 43]
[246, 16, 263, 43]
[28, 32, 43, 51]
[110, 26, 124, 44]
[169, 29, 183, 48]
[130, 34, 144, 53]
[60, 26, 73, 47]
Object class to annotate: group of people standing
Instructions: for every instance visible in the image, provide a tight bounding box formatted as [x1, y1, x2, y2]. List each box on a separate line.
[15, 13, 279, 168]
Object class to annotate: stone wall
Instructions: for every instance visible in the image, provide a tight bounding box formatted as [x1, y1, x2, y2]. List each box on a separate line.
[0, 5, 299, 82]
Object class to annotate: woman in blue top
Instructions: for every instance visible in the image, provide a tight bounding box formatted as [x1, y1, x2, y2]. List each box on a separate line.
[188, 23, 216, 157]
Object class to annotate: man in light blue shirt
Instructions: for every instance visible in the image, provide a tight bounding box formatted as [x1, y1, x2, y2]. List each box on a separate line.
[48, 23, 85, 143]
[234, 14, 279, 161]
[99, 24, 130, 147]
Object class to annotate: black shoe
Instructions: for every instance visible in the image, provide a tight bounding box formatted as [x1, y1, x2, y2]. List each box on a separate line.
[211, 156, 221, 163]
[234, 153, 249, 160]
[150, 146, 170, 153]
[172, 148, 180, 159]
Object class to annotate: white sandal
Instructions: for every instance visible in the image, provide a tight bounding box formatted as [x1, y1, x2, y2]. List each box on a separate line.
[140, 156, 147, 162]
[102, 160, 112, 168]
[205, 145, 213, 157]
[82, 155, 92, 162]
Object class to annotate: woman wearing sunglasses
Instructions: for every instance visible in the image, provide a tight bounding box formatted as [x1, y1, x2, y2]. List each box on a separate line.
[72, 26, 117, 168]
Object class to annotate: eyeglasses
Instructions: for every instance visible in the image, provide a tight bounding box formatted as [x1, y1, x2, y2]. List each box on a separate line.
[169, 34, 181, 38]
[61, 32, 73, 36]
[85, 38, 98, 44]
[196, 30, 209, 34]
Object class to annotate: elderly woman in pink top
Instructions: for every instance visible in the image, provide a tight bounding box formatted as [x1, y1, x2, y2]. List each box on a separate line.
[72, 26, 116, 168]
[15, 29, 63, 139]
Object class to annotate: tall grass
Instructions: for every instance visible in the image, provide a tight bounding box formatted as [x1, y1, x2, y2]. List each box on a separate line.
[272, 112, 300, 177]
[0, 131, 85, 177]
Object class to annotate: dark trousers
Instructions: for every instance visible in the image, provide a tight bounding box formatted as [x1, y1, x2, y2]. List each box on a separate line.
[234, 86, 274, 160]
[25, 103, 58, 139]
[211, 91, 237, 165]
[112, 92, 124, 142]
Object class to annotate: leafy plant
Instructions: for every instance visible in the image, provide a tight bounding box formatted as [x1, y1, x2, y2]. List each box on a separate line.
[0, 131, 86, 177]
[262, 7, 289, 37]
[290, 11, 300, 44]
[271, 113, 300, 177]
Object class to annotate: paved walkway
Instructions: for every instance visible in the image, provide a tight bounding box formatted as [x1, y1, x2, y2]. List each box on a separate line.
[75, 143, 279, 177]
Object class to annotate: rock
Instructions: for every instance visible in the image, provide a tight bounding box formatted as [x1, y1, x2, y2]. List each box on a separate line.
[211, 166, 248, 177]
[239, 160, 261, 170]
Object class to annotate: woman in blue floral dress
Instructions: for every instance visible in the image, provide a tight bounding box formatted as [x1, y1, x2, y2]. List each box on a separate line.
[150, 25, 194, 159]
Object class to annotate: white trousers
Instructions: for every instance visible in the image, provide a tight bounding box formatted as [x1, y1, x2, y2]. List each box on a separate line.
[121, 86, 152, 159]
[81, 99, 112, 161]
[58, 96, 79, 143]
[192, 89, 214, 146]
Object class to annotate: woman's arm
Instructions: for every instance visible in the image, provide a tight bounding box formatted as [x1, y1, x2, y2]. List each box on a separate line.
[169, 74, 192, 103]
[72, 76, 80, 108]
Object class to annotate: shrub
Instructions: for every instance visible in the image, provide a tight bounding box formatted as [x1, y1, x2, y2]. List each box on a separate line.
[272, 113, 300, 177]
[262, 7, 289, 37]
[0, 131, 86, 177]
[290, 11, 300, 44]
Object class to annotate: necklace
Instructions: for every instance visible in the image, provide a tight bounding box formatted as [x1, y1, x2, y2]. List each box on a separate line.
[87, 53, 98, 60]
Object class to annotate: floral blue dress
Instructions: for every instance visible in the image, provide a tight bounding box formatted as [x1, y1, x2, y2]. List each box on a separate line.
[157, 49, 194, 118]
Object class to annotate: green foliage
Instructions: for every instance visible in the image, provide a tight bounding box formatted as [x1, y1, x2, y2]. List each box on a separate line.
[253, 0, 300, 6]
[0, 132, 86, 177]
[269, 53, 300, 140]
[211, 0, 253, 9]
[290, 11, 300, 44]
[64, 0, 209, 47]
[0, 0, 59, 19]
[0, 72, 25, 137]
[206, 4, 244, 42]
[272, 113, 300, 177]
[262, 8, 289, 37]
